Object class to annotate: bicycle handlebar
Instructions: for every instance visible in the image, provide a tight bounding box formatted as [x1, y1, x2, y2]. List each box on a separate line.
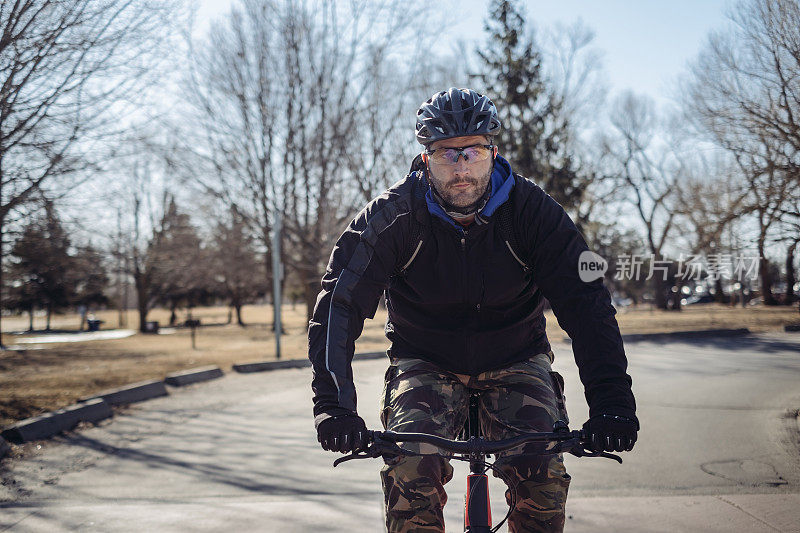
[374, 429, 580, 454]
[333, 427, 623, 467]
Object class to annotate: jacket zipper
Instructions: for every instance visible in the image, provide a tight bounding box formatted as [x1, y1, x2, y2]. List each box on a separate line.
[460, 229, 468, 303]
[459, 228, 471, 361]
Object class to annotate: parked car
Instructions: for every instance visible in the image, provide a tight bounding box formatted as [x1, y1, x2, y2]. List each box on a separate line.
[681, 294, 715, 306]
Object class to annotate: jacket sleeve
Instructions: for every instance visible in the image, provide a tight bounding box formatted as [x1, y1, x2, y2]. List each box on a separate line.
[519, 183, 637, 424]
[308, 197, 407, 429]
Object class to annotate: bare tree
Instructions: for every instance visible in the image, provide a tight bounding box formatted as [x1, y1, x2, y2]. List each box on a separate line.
[673, 153, 751, 302]
[682, 0, 800, 305]
[541, 19, 614, 233]
[542, 19, 608, 135]
[604, 92, 679, 309]
[0, 0, 180, 346]
[121, 157, 201, 333]
[183, 0, 427, 321]
[776, 195, 800, 306]
[687, 0, 800, 158]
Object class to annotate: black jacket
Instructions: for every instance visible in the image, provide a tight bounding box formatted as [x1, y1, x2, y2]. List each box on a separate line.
[309, 156, 636, 427]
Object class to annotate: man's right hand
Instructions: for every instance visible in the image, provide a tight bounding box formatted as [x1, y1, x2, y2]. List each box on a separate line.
[316, 414, 368, 453]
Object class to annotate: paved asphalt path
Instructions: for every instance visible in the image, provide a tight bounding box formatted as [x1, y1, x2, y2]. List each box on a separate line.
[1, 332, 799, 532]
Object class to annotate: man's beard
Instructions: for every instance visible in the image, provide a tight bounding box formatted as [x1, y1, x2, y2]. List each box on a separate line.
[428, 167, 492, 217]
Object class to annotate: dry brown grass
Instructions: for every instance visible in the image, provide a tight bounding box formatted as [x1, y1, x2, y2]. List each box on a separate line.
[1, 303, 797, 427]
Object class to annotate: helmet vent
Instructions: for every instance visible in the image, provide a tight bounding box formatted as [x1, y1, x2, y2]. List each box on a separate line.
[462, 109, 474, 131]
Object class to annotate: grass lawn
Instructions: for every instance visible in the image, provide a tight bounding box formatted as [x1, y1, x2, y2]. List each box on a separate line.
[1, 303, 797, 428]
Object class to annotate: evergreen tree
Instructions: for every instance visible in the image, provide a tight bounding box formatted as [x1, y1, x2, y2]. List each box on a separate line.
[149, 198, 207, 326]
[9, 203, 76, 330]
[211, 205, 265, 327]
[474, 0, 584, 214]
[5, 270, 39, 332]
[72, 244, 110, 311]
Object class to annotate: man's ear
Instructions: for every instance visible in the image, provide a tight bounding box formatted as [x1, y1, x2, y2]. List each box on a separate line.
[492, 145, 498, 157]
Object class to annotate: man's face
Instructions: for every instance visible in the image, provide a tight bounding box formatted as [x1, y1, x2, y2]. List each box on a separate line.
[426, 135, 493, 208]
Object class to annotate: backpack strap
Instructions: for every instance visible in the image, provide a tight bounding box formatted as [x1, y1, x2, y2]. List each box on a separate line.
[497, 174, 531, 273]
[396, 155, 429, 276]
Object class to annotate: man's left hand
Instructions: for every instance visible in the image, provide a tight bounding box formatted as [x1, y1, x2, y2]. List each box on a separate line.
[582, 414, 638, 452]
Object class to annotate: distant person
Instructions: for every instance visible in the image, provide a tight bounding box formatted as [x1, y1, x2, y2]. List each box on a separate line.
[78, 305, 88, 331]
[309, 88, 638, 532]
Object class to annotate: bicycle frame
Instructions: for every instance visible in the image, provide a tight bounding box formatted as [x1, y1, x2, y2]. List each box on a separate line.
[464, 392, 492, 532]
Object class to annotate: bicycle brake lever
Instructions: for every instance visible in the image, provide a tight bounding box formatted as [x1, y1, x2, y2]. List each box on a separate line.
[570, 446, 623, 463]
[559, 439, 623, 463]
[333, 440, 408, 467]
[598, 451, 623, 463]
[333, 445, 382, 467]
[333, 452, 367, 467]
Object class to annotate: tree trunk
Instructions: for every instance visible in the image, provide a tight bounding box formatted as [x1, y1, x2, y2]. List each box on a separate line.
[653, 276, 668, 310]
[46, 303, 53, 331]
[29, 305, 35, 332]
[134, 272, 150, 333]
[670, 285, 682, 311]
[759, 258, 777, 305]
[226, 306, 232, 324]
[757, 236, 777, 305]
[714, 278, 727, 303]
[234, 301, 245, 327]
[169, 302, 177, 326]
[138, 303, 149, 332]
[0, 219, 4, 347]
[786, 241, 797, 306]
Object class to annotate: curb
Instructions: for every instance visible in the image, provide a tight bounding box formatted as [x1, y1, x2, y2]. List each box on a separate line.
[165, 366, 223, 386]
[55, 398, 113, 428]
[354, 351, 387, 361]
[233, 359, 309, 373]
[0, 437, 10, 458]
[561, 328, 753, 344]
[620, 328, 750, 342]
[232, 350, 387, 374]
[0, 399, 112, 444]
[81, 380, 168, 406]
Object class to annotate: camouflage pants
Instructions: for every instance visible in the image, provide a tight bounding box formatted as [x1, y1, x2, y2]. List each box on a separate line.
[380, 353, 571, 533]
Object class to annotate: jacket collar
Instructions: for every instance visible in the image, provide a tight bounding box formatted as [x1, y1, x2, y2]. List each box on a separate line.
[420, 155, 515, 230]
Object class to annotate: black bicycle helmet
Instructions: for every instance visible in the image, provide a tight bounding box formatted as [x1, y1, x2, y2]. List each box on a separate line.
[415, 88, 502, 145]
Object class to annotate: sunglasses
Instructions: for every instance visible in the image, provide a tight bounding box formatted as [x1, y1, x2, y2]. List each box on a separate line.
[425, 144, 495, 165]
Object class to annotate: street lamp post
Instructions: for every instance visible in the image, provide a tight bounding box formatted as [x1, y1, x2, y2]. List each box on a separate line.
[272, 215, 283, 359]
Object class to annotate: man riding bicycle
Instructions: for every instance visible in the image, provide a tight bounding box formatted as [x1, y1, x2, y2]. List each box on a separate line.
[309, 88, 638, 532]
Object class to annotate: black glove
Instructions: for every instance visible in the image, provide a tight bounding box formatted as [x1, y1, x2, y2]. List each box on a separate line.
[316, 414, 368, 453]
[582, 414, 638, 453]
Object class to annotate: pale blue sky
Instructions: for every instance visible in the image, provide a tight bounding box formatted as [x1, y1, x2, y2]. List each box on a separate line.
[197, 0, 734, 108]
[445, 0, 733, 108]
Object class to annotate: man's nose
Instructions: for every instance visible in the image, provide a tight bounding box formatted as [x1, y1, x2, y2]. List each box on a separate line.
[452, 158, 470, 175]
